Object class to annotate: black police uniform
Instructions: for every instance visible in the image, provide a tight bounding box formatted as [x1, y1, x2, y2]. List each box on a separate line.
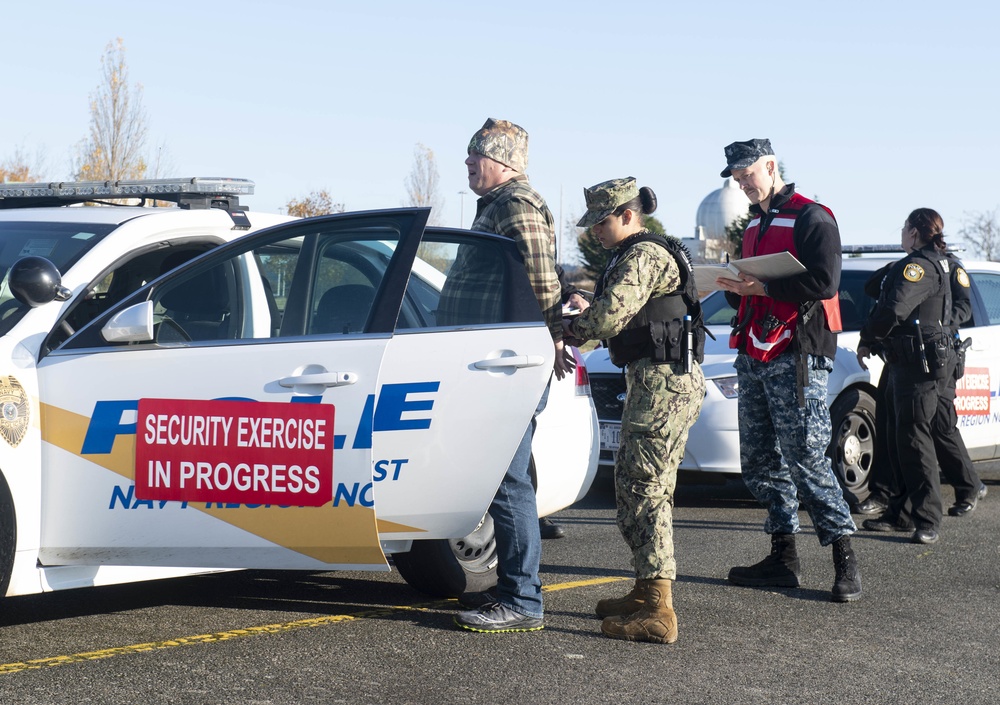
[862, 253, 981, 514]
[859, 244, 953, 533]
[931, 253, 982, 507]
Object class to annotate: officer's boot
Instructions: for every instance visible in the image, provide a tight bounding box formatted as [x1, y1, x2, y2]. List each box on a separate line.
[831, 535, 862, 603]
[595, 580, 644, 619]
[600, 578, 678, 644]
[727, 533, 800, 587]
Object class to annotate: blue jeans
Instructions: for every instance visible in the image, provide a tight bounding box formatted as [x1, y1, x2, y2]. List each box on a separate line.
[488, 383, 549, 618]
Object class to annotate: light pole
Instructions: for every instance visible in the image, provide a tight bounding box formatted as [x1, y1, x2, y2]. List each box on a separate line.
[458, 190, 467, 227]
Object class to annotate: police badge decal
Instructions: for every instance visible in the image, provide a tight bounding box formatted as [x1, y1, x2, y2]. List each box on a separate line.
[0, 376, 29, 447]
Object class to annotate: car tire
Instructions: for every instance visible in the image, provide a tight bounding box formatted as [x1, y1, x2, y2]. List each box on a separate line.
[0, 473, 15, 597]
[827, 388, 877, 505]
[392, 513, 498, 598]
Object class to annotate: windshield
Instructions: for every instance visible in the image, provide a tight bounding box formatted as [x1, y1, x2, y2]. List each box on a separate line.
[0, 221, 117, 335]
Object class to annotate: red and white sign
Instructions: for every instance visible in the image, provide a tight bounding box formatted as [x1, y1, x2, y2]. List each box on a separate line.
[955, 367, 991, 416]
[135, 398, 335, 506]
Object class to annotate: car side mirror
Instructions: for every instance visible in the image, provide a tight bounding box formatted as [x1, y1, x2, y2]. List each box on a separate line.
[102, 301, 154, 342]
[8, 256, 72, 307]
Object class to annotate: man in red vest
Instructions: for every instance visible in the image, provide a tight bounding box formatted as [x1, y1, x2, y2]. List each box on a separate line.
[716, 138, 861, 603]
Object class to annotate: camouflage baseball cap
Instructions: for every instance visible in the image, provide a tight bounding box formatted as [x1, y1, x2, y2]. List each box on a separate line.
[576, 177, 638, 228]
[720, 138, 774, 177]
[467, 118, 529, 172]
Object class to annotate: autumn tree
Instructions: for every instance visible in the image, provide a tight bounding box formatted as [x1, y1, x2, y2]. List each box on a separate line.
[284, 190, 344, 217]
[959, 209, 1000, 262]
[74, 38, 149, 182]
[405, 143, 444, 225]
[0, 146, 44, 183]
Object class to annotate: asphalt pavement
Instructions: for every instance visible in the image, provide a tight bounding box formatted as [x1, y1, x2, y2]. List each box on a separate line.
[0, 468, 998, 705]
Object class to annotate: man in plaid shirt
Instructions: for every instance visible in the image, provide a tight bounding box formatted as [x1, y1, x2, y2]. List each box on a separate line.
[452, 118, 573, 634]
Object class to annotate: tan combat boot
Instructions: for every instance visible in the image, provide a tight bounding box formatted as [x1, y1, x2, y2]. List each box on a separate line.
[600, 578, 677, 644]
[595, 580, 644, 619]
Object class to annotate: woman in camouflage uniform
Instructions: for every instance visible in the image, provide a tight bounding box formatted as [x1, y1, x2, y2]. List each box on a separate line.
[564, 177, 705, 644]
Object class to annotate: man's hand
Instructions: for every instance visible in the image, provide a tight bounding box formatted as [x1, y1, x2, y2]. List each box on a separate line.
[553, 339, 576, 381]
[561, 319, 586, 349]
[565, 292, 591, 313]
[717, 273, 766, 298]
[856, 345, 871, 371]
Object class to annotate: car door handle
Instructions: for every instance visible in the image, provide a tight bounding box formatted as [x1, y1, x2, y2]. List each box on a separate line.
[278, 372, 358, 388]
[473, 355, 546, 370]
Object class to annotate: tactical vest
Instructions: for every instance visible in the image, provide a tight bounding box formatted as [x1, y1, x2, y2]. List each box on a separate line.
[596, 232, 706, 368]
[730, 193, 843, 361]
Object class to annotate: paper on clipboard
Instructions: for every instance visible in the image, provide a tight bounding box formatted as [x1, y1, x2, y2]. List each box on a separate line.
[693, 251, 807, 292]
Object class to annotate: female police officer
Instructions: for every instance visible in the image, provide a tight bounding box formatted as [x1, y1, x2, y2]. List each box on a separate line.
[563, 178, 704, 644]
[857, 208, 954, 545]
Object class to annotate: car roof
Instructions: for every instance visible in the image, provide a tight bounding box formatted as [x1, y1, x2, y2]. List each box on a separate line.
[0, 206, 181, 226]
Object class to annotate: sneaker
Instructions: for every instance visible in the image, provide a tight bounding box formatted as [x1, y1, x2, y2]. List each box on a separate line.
[539, 517, 566, 540]
[978, 482, 988, 500]
[454, 602, 544, 633]
[457, 589, 496, 609]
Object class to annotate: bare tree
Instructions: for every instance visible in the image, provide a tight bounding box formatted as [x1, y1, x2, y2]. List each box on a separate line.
[73, 38, 149, 181]
[959, 209, 1000, 262]
[0, 145, 45, 182]
[284, 190, 344, 217]
[405, 143, 444, 224]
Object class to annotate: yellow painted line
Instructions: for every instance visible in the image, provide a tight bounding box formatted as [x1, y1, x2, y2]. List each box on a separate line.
[0, 576, 628, 676]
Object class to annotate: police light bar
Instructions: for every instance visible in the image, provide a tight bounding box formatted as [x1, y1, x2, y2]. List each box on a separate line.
[0, 177, 254, 201]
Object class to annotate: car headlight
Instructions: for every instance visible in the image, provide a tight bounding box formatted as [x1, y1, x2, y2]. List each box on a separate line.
[712, 376, 739, 399]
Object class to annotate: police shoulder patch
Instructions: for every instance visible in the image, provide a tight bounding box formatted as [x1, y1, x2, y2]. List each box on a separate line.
[956, 267, 971, 288]
[903, 263, 925, 282]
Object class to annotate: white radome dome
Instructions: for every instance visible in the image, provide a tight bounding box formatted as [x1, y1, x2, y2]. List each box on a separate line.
[695, 178, 751, 241]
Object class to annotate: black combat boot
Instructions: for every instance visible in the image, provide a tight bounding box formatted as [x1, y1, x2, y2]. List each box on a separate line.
[727, 533, 800, 588]
[831, 535, 862, 603]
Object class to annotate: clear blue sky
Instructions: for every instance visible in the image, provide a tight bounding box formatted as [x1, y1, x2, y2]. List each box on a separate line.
[3, 1, 997, 262]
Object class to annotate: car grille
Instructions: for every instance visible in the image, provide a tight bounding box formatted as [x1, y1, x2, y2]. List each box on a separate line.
[590, 373, 626, 422]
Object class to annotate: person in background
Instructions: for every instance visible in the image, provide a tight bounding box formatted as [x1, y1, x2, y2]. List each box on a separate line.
[564, 177, 704, 644]
[717, 138, 861, 603]
[856, 245, 986, 520]
[857, 208, 973, 545]
[449, 118, 572, 633]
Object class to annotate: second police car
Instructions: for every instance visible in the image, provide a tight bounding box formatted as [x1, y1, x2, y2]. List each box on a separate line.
[0, 177, 598, 601]
[585, 248, 1000, 503]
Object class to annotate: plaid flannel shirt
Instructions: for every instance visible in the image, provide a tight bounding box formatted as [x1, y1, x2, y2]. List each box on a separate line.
[437, 176, 562, 340]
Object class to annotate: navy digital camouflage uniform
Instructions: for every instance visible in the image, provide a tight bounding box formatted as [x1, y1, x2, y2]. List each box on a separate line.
[570, 235, 705, 580]
[728, 185, 856, 547]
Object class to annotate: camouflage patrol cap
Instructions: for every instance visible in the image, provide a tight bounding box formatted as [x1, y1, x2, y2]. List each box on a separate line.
[576, 177, 638, 228]
[720, 138, 774, 177]
[467, 118, 529, 172]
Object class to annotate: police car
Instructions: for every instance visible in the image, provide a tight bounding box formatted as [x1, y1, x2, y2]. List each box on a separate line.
[0, 177, 598, 601]
[585, 248, 1000, 502]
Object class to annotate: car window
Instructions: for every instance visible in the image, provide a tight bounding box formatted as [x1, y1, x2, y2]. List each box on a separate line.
[971, 271, 1000, 325]
[58, 212, 424, 351]
[0, 221, 119, 336]
[394, 232, 544, 331]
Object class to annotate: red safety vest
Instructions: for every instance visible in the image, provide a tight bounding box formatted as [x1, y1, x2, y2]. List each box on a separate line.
[730, 193, 842, 361]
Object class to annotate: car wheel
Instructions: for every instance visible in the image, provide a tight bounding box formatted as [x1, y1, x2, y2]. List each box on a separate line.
[392, 513, 498, 598]
[0, 473, 15, 597]
[828, 388, 876, 504]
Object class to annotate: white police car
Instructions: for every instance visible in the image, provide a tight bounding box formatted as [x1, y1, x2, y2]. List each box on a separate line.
[585, 248, 1000, 502]
[0, 178, 598, 601]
